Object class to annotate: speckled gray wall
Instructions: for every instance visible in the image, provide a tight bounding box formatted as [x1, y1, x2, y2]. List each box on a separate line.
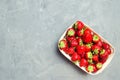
[0, 0, 120, 80]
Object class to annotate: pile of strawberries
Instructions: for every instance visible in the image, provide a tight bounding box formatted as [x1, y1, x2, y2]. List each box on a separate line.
[58, 21, 112, 73]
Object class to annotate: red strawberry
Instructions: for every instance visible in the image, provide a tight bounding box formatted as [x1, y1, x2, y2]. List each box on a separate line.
[96, 40, 102, 47]
[85, 51, 93, 59]
[92, 55, 99, 62]
[77, 28, 84, 37]
[66, 36, 75, 42]
[93, 34, 100, 43]
[77, 37, 83, 45]
[100, 49, 109, 59]
[106, 48, 111, 55]
[92, 45, 101, 54]
[58, 39, 68, 50]
[85, 43, 92, 52]
[86, 64, 97, 73]
[81, 52, 86, 58]
[83, 33, 92, 43]
[100, 57, 107, 63]
[99, 49, 110, 63]
[67, 28, 75, 36]
[80, 58, 88, 67]
[65, 47, 75, 55]
[70, 38, 78, 47]
[74, 21, 84, 30]
[92, 64, 97, 72]
[96, 62, 103, 69]
[76, 45, 85, 55]
[71, 52, 81, 61]
[84, 28, 91, 34]
[102, 42, 110, 50]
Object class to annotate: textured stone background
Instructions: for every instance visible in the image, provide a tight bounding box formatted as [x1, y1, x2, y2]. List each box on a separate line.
[0, 0, 120, 80]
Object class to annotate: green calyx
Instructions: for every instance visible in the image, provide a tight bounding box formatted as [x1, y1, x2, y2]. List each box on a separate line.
[88, 59, 93, 64]
[77, 37, 83, 46]
[59, 41, 65, 48]
[67, 30, 75, 36]
[79, 41, 83, 46]
[100, 49, 105, 55]
[74, 22, 78, 29]
[81, 28, 84, 35]
[93, 34, 99, 41]
[87, 65, 94, 72]
[88, 52, 93, 59]
[86, 43, 92, 48]
[96, 63, 103, 69]
[93, 49, 99, 54]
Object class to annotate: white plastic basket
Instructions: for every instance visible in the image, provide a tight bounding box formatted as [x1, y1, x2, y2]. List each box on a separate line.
[58, 21, 115, 75]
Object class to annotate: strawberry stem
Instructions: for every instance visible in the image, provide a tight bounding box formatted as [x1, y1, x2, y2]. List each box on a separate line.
[96, 63, 103, 69]
[93, 34, 99, 41]
[93, 49, 99, 54]
[87, 65, 94, 72]
[59, 41, 65, 48]
[68, 30, 75, 36]
[88, 59, 93, 64]
[100, 49, 105, 55]
[88, 52, 93, 59]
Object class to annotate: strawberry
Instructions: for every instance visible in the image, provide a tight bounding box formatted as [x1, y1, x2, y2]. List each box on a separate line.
[85, 51, 93, 59]
[92, 45, 101, 54]
[92, 64, 97, 72]
[65, 47, 75, 55]
[99, 49, 109, 63]
[106, 48, 111, 55]
[66, 36, 75, 42]
[77, 28, 84, 37]
[100, 49, 109, 59]
[67, 28, 75, 36]
[81, 52, 86, 58]
[86, 64, 97, 73]
[96, 62, 103, 69]
[76, 45, 85, 55]
[85, 43, 92, 52]
[58, 39, 68, 50]
[84, 28, 91, 34]
[92, 55, 99, 62]
[77, 37, 83, 45]
[102, 42, 110, 50]
[93, 34, 100, 43]
[100, 57, 107, 63]
[80, 58, 88, 67]
[82, 33, 92, 43]
[70, 38, 78, 47]
[74, 21, 84, 30]
[96, 40, 102, 47]
[71, 52, 81, 61]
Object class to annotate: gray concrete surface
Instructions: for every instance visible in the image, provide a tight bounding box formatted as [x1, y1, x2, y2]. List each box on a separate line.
[0, 0, 120, 80]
